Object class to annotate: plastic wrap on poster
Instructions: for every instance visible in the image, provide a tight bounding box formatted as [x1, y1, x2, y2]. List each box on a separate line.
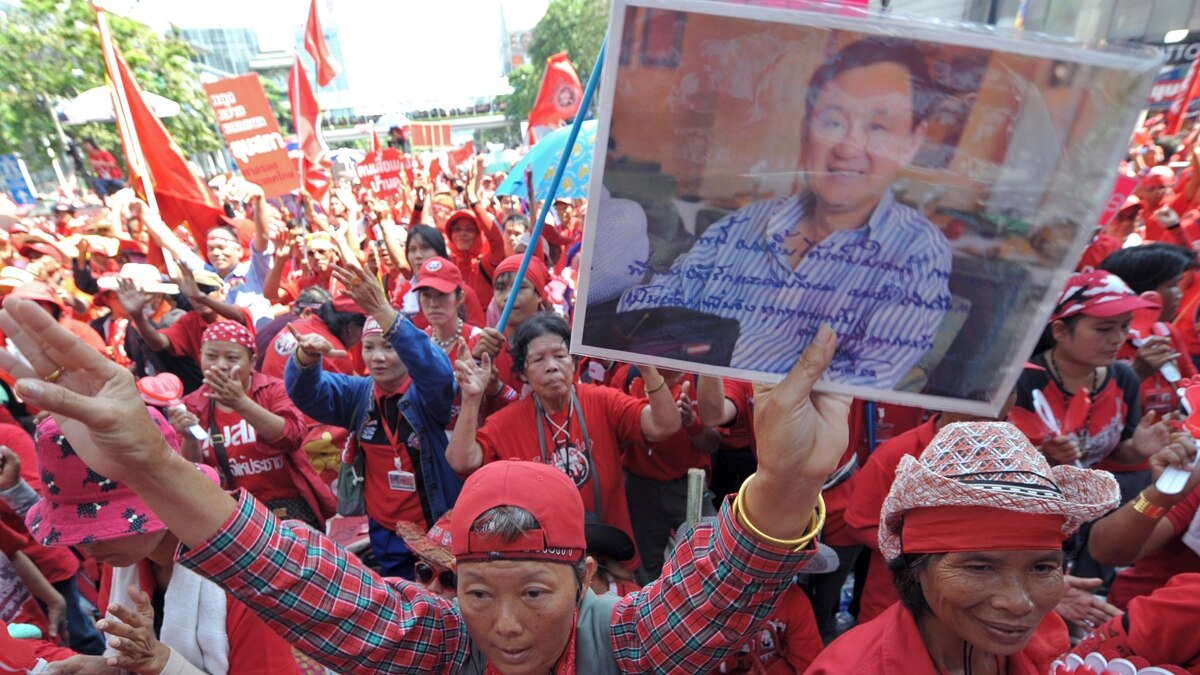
[571, 0, 1163, 415]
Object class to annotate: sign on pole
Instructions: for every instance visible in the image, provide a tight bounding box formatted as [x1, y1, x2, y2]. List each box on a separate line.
[203, 74, 298, 198]
[355, 148, 405, 196]
[0, 154, 37, 205]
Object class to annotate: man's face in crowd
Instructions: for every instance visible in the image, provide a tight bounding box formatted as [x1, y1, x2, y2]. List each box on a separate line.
[499, 196, 517, 216]
[205, 230, 243, 276]
[801, 61, 926, 219]
[308, 245, 336, 273]
[457, 559, 592, 675]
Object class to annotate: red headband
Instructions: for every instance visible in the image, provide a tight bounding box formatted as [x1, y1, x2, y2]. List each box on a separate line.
[201, 320, 255, 353]
[901, 505, 1067, 555]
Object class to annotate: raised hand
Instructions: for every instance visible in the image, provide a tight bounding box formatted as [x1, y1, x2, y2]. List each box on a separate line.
[676, 379, 695, 428]
[0, 297, 172, 486]
[455, 350, 492, 401]
[287, 323, 348, 367]
[330, 264, 389, 316]
[745, 326, 851, 543]
[1132, 410, 1172, 458]
[115, 278, 148, 317]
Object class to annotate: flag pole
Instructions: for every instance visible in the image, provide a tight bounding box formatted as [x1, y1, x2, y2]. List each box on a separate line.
[94, 5, 158, 216]
[292, 55, 309, 232]
[497, 38, 606, 332]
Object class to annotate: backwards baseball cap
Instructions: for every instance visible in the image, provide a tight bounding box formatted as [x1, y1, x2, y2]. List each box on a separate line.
[451, 460, 586, 565]
[412, 256, 463, 295]
[1049, 270, 1160, 323]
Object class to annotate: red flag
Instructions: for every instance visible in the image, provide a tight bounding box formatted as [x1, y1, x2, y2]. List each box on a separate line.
[303, 0, 340, 87]
[100, 18, 222, 253]
[447, 140, 475, 170]
[1168, 59, 1200, 136]
[527, 52, 582, 145]
[288, 57, 332, 208]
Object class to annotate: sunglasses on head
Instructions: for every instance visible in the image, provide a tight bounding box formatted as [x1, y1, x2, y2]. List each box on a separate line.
[415, 560, 456, 589]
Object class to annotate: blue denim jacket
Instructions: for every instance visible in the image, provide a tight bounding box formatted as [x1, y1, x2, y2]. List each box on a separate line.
[284, 314, 463, 519]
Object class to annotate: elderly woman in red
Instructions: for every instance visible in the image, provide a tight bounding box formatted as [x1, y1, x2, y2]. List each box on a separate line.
[808, 421, 1120, 674]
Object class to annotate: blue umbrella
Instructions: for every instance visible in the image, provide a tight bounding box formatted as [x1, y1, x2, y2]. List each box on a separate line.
[495, 120, 596, 202]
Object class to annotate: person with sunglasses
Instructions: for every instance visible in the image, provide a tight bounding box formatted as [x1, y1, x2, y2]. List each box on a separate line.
[395, 510, 457, 601]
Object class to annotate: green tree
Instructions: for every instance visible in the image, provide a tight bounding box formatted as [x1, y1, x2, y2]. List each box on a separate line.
[0, 0, 220, 176]
[501, 0, 608, 129]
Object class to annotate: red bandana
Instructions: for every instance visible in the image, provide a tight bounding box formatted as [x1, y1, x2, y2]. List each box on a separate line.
[201, 320, 255, 353]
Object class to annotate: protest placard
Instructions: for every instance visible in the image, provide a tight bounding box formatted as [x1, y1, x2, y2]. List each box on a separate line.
[203, 74, 298, 198]
[572, 0, 1161, 415]
[356, 148, 405, 197]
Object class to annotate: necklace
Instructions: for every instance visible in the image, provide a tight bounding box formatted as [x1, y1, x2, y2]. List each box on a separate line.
[1046, 348, 1099, 395]
[540, 397, 573, 447]
[431, 318, 462, 353]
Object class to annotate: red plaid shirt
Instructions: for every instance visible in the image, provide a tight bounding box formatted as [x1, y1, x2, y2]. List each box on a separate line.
[177, 491, 817, 673]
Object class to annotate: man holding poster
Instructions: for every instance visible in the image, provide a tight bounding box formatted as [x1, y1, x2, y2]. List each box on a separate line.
[617, 37, 951, 388]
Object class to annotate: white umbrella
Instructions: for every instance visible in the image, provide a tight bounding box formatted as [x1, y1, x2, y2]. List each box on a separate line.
[56, 86, 181, 126]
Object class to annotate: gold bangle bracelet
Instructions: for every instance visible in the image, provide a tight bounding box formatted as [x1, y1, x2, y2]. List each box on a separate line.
[1132, 492, 1170, 519]
[733, 472, 826, 551]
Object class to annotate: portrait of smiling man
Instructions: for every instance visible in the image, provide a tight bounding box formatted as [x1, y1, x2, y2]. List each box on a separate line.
[617, 35, 953, 388]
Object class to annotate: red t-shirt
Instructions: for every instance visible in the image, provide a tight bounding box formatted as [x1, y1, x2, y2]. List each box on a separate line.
[87, 149, 122, 180]
[160, 310, 254, 363]
[1174, 273, 1200, 360]
[1012, 355, 1141, 468]
[0, 524, 49, 636]
[199, 406, 296, 504]
[619, 371, 712, 482]
[711, 585, 823, 674]
[825, 401, 926, 548]
[1108, 485, 1200, 610]
[0, 424, 39, 488]
[843, 417, 941, 623]
[260, 315, 357, 379]
[476, 384, 644, 565]
[358, 385, 430, 530]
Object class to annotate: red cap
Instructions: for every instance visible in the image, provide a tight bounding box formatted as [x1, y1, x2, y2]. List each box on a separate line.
[9, 280, 62, 308]
[451, 460, 586, 565]
[1117, 195, 1143, 214]
[494, 254, 549, 303]
[1049, 271, 1160, 323]
[18, 241, 63, 264]
[412, 256, 463, 295]
[1141, 165, 1176, 189]
[331, 294, 363, 314]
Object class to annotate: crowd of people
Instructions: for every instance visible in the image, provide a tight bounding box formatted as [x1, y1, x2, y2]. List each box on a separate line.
[0, 111, 1199, 674]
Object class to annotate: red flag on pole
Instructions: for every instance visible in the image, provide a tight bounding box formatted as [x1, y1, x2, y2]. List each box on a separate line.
[527, 52, 582, 145]
[369, 120, 381, 155]
[288, 56, 332, 208]
[97, 9, 222, 254]
[304, 0, 341, 87]
[1167, 58, 1200, 136]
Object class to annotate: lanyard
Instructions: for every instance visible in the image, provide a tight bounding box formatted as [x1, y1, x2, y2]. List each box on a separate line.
[534, 390, 603, 516]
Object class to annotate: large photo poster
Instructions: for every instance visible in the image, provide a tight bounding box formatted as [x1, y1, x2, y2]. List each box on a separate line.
[572, 0, 1161, 414]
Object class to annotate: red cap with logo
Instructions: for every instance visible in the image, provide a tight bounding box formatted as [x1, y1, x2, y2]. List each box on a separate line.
[412, 256, 463, 295]
[451, 460, 585, 564]
[1049, 270, 1161, 323]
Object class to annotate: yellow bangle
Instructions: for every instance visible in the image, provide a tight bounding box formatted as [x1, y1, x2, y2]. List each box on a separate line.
[732, 473, 826, 551]
[1132, 492, 1170, 519]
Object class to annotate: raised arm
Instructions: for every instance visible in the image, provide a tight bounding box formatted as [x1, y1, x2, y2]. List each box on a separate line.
[637, 365, 683, 442]
[612, 326, 851, 671]
[0, 295, 471, 673]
